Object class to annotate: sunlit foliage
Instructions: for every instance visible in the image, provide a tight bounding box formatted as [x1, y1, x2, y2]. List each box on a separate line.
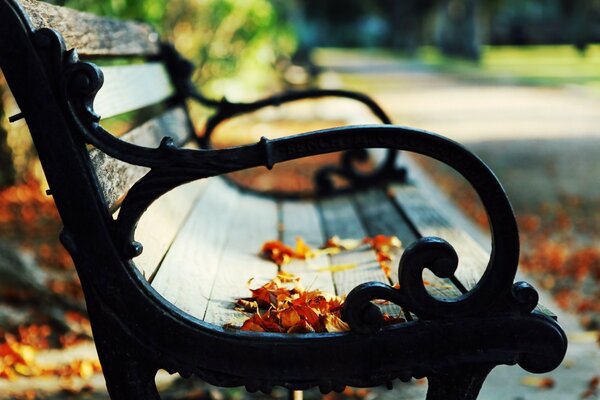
[61, 0, 297, 98]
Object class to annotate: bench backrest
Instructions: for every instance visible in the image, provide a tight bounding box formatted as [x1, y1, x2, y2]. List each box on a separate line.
[0, 0, 203, 279]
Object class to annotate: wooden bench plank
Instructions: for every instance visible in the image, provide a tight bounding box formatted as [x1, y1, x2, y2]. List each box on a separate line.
[280, 201, 335, 294]
[203, 192, 279, 328]
[354, 189, 463, 300]
[151, 178, 240, 320]
[391, 185, 489, 291]
[90, 107, 192, 208]
[95, 63, 174, 119]
[133, 180, 206, 280]
[19, 0, 160, 56]
[319, 196, 405, 320]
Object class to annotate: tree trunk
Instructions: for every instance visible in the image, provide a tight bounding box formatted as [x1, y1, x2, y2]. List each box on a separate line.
[435, 0, 480, 61]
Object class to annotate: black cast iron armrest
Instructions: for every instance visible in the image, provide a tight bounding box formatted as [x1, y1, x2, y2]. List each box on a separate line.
[190, 87, 406, 193]
[190, 87, 392, 149]
[161, 42, 405, 193]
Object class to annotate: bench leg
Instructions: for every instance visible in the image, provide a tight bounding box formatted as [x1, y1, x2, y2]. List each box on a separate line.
[426, 365, 493, 400]
[91, 315, 161, 399]
[99, 347, 161, 400]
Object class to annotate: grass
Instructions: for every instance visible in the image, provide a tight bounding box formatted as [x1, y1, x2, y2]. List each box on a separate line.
[314, 44, 600, 94]
[420, 44, 600, 90]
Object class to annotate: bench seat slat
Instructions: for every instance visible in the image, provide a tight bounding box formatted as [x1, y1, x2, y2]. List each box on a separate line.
[203, 190, 279, 328]
[319, 196, 406, 320]
[19, 0, 160, 56]
[391, 185, 489, 291]
[90, 107, 193, 208]
[354, 189, 463, 299]
[281, 201, 336, 294]
[133, 180, 206, 280]
[95, 63, 174, 119]
[151, 178, 240, 319]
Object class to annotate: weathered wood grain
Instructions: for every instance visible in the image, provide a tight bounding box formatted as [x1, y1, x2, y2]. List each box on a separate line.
[281, 201, 335, 294]
[89, 107, 193, 208]
[95, 63, 174, 119]
[151, 179, 240, 320]
[203, 193, 279, 328]
[391, 184, 489, 291]
[319, 196, 405, 320]
[355, 189, 463, 299]
[18, 0, 160, 56]
[133, 180, 206, 280]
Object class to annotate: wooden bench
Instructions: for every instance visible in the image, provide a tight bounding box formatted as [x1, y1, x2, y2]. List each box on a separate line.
[0, 1, 567, 399]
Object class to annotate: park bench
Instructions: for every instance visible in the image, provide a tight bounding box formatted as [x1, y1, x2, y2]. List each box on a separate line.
[0, 1, 567, 399]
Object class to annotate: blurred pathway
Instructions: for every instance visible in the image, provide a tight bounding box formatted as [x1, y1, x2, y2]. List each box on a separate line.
[312, 49, 600, 399]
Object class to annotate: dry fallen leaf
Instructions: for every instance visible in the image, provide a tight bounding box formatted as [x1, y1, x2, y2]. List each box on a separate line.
[323, 236, 362, 251]
[260, 240, 296, 266]
[520, 376, 555, 389]
[236, 273, 351, 333]
[234, 273, 405, 333]
[581, 375, 600, 399]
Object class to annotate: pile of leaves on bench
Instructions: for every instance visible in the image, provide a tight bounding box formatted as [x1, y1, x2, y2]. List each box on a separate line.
[230, 235, 404, 333]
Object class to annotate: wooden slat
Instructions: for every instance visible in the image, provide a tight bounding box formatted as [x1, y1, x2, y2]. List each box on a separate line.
[151, 178, 240, 319]
[89, 107, 193, 208]
[281, 201, 335, 294]
[319, 196, 404, 320]
[133, 180, 206, 280]
[95, 63, 174, 119]
[203, 193, 279, 328]
[355, 189, 463, 300]
[18, 0, 160, 56]
[391, 185, 489, 290]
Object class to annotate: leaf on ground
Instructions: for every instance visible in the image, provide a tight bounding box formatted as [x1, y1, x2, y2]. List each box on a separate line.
[581, 375, 600, 399]
[322, 236, 362, 251]
[260, 240, 295, 266]
[520, 376, 555, 389]
[315, 263, 358, 273]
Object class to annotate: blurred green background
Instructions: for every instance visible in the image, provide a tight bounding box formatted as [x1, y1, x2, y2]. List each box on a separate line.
[4, 0, 600, 187]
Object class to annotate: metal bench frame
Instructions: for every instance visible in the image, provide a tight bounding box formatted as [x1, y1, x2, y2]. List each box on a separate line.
[0, 1, 567, 399]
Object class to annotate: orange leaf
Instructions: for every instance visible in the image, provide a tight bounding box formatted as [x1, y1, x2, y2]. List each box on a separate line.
[240, 315, 266, 332]
[364, 235, 401, 253]
[287, 320, 316, 333]
[295, 304, 320, 327]
[260, 240, 296, 266]
[382, 313, 406, 325]
[323, 314, 350, 332]
[279, 307, 302, 329]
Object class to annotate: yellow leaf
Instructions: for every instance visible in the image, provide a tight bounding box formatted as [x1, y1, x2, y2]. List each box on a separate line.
[315, 263, 358, 272]
[295, 237, 314, 259]
[520, 376, 555, 389]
